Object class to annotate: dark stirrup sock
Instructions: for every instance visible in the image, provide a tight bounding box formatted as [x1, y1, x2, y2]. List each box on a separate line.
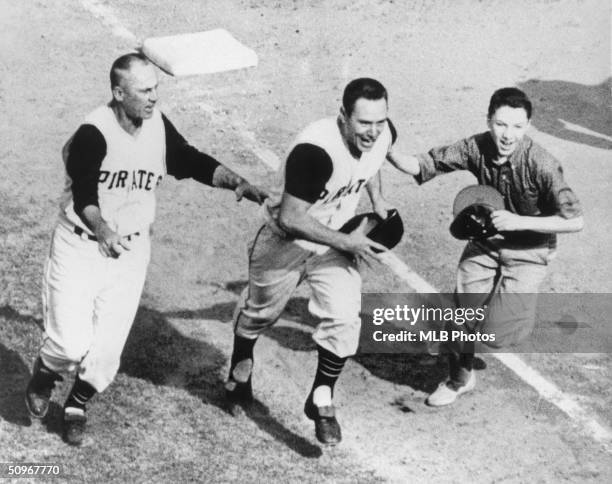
[230, 334, 258, 372]
[65, 375, 97, 411]
[31, 357, 63, 392]
[310, 345, 347, 398]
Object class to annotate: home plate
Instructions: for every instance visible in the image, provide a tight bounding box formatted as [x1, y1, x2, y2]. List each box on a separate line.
[141, 29, 258, 76]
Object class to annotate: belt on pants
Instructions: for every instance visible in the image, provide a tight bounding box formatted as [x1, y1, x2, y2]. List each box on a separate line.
[73, 225, 140, 242]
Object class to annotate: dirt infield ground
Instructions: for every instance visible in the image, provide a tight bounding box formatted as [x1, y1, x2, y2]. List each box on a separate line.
[1, 0, 611, 482]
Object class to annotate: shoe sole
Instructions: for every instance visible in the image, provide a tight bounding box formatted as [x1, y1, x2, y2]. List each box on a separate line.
[63, 432, 85, 446]
[64, 435, 84, 446]
[319, 438, 340, 446]
[24, 392, 48, 419]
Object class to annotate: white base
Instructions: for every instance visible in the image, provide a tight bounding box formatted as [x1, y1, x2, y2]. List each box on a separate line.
[141, 29, 258, 76]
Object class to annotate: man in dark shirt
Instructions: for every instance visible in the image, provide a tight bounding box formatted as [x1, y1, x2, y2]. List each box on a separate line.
[25, 52, 268, 445]
[388, 87, 583, 406]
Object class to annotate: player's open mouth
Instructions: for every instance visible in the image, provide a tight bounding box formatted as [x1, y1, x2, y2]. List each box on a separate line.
[500, 140, 514, 150]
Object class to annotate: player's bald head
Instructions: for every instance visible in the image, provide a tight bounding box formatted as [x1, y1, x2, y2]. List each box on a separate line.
[110, 52, 151, 89]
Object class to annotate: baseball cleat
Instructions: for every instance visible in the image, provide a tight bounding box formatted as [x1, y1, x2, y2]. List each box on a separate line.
[225, 359, 254, 413]
[304, 393, 342, 445]
[63, 407, 87, 446]
[25, 358, 61, 419]
[224, 377, 253, 402]
[25, 382, 51, 419]
[426, 371, 476, 407]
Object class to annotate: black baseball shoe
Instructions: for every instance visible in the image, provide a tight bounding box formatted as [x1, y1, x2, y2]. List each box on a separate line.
[304, 393, 342, 445]
[25, 357, 62, 419]
[63, 406, 87, 446]
[225, 359, 253, 414]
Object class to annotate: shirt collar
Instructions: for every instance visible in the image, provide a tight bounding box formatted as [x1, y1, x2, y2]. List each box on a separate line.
[484, 132, 529, 168]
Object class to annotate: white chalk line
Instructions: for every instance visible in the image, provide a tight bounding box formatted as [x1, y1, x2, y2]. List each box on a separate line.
[558, 119, 612, 143]
[494, 353, 612, 447]
[193, 102, 281, 171]
[81, 0, 612, 453]
[379, 252, 439, 293]
[379, 253, 612, 452]
[80, 0, 136, 42]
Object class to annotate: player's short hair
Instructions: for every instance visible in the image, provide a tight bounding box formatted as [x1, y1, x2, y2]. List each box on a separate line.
[110, 52, 150, 88]
[488, 87, 533, 119]
[342, 78, 388, 116]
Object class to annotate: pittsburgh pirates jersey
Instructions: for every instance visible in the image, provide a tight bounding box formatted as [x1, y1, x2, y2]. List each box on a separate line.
[60, 105, 165, 235]
[60, 105, 220, 236]
[264, 116, 393, 253]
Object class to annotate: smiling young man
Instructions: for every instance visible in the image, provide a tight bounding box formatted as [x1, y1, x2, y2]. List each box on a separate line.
[225, 78, 397, 444]
[388, 87, 583, 406]
[25, 53, 268, 446]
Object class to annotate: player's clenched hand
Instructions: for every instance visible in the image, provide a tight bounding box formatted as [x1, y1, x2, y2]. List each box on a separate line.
[95, 224, 131, 258]
[235, 182, 270, 205]
[490, 210, 526, 232]
[343, 218, 387, 267]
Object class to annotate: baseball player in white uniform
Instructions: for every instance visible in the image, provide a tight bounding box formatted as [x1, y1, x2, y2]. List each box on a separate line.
[25, 53, 267, 446]
[225, 78, 398, 445]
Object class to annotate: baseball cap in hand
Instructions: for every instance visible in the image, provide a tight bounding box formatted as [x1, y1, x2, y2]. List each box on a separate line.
[450, 185, 504, 240]
[340, 209, 404, 252]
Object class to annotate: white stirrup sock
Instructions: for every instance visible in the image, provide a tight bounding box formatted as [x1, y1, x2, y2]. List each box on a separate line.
[313, 385, 332, 407]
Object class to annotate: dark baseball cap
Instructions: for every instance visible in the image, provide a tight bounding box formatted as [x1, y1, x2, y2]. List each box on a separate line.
[339, 209, 404, 253]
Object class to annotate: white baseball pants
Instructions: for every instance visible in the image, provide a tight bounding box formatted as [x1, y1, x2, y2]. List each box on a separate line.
[234, 224, 362, 358]
[40, 220, 150, 392]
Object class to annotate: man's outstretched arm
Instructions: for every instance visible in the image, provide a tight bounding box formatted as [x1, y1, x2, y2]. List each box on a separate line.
[491, 212, 584, 233]
[163, 113, 269, 204]
[386, 150, 421, 176]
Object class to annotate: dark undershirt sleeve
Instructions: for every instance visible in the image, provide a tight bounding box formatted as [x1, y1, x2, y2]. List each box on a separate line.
[284, 143, 333, 203]
[163, 114, 221, 186]
[65, 124, 107, 214]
